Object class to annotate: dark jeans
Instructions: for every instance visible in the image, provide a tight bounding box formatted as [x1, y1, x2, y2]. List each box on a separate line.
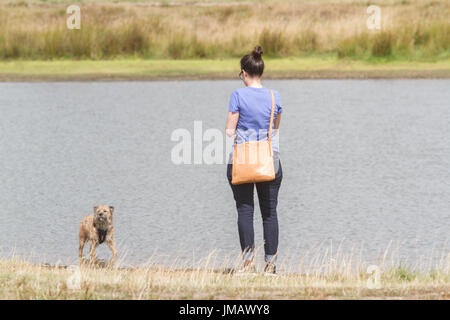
[227, 161, 283, 263]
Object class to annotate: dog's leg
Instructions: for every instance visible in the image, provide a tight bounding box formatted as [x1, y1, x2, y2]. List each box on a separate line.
[89, 241, 98, 265]
[106, 239, 118, 266]
[79, 238, 86, 264]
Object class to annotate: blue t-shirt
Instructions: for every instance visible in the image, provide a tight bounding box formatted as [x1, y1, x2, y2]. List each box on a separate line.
[229, 86, 283, 155]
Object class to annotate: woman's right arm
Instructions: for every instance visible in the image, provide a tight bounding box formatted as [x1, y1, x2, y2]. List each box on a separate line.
[226, 111, 239, 137]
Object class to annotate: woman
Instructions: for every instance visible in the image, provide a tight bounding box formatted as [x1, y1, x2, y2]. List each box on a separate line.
[226, 46, 283, 275]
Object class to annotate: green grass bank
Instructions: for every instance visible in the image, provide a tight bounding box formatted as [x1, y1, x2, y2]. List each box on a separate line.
[1, 57, 450, 80]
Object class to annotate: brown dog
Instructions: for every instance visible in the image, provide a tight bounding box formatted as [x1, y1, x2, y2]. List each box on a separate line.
[78, 205, 117, 265]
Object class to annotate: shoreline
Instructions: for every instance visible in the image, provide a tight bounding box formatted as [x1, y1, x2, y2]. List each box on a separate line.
[1, 258, 449, 299]
[1, 58, 449, 81]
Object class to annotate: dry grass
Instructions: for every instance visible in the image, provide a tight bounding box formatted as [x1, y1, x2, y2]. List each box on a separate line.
[1, 241, 449, 299]
[0, 0, 448, 60]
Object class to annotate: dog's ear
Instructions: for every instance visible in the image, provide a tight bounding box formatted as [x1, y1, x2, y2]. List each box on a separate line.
[94, 206, 98, 214]
[109, 206, 114, 214]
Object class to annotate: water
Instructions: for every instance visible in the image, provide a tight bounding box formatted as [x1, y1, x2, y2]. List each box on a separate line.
[0, 80, 449, 270]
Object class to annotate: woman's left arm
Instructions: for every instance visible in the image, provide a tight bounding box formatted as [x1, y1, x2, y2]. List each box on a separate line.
[226, 111, 239, 137]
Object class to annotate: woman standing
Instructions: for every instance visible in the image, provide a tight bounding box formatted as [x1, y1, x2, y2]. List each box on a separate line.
[226, 46, 283, 275]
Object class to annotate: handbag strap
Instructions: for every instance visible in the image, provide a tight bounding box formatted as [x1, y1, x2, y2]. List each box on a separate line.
[268, 89, 275, 144]
[233, 89, 275, 146]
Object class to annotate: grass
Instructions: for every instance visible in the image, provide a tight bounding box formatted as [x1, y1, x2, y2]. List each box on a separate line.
[0, 0, 448, 61]
[1, 57, 450, 80]
[1, 259, 449, 299]
[0, 0, 449, 79]
[1, 241, 449, 299]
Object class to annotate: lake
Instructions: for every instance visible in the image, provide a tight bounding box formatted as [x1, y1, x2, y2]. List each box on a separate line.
[0, 80, 449, 272]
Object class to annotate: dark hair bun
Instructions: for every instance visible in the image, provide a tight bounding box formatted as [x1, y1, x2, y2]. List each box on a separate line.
[252, 45, 263, 59]
[240, 45, 264, 77]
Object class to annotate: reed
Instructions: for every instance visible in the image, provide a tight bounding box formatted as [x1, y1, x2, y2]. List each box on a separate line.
[0, 0, 448, 61]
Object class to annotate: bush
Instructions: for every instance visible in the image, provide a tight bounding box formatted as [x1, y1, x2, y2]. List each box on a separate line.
[337, 34, 369, 58]
[167, 32, 190, 59]
[371, 31, 393, 57]
[259, 28, 286, 57]
[294, 30, 318, 53]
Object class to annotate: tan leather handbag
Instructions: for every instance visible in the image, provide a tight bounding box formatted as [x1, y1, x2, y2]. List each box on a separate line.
[231, 90, 276, 185]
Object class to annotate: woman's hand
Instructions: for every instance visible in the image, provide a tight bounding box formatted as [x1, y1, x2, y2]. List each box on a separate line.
[226, 111, 239, 137]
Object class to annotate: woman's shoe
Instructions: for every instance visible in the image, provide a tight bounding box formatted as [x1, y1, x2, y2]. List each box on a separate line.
[263, 262, 277, 276]
[235, 260, 257, 276]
